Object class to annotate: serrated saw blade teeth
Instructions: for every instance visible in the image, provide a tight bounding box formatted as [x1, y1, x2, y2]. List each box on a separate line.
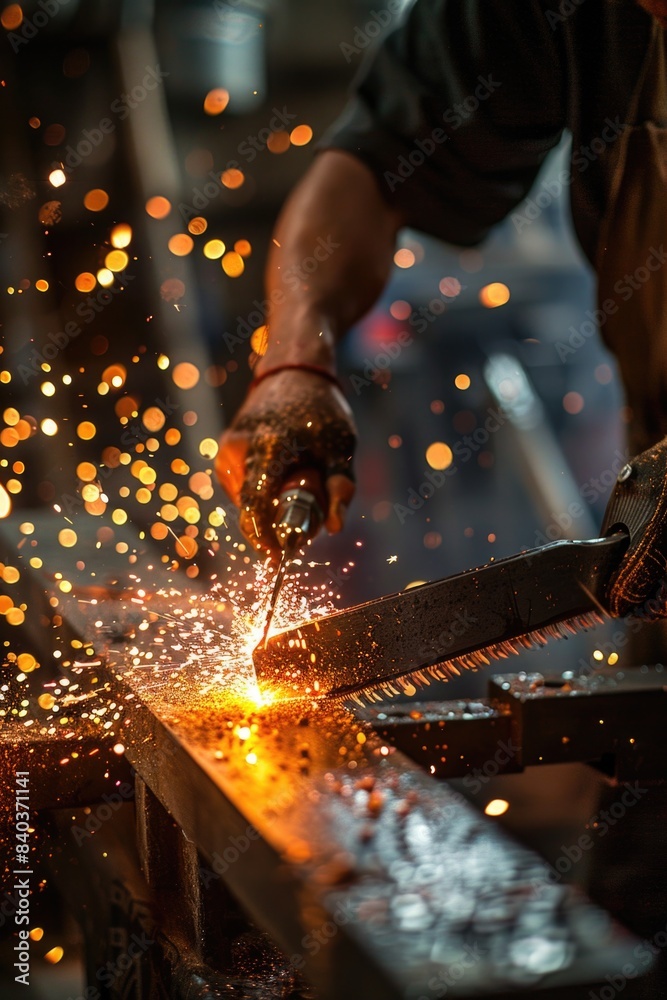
[255, 534, 625, 701]
[335, 607, 612, 706]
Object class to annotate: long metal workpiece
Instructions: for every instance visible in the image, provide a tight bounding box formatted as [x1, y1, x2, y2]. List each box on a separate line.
[0, 514, 645, 997]
[83, 600, 639, 1000]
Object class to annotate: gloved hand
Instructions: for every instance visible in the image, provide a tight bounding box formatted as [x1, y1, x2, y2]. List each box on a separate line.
[602, 435, 667, 619]
[216, 369, 356, 556]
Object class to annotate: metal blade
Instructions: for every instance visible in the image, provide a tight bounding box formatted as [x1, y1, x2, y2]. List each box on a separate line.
[253, 534, 628, 700]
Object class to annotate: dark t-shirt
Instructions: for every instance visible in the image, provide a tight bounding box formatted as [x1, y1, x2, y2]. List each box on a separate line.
[323, 0, 653, 264]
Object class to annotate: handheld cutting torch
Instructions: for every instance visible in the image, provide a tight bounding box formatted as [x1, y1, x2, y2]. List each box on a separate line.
[260, 469, 326, 647]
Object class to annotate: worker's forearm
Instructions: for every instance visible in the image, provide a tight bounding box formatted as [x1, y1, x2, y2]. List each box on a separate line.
[258, 150, 404, 372]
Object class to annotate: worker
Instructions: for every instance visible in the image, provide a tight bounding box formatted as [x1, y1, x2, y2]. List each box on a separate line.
[216, 0, 667, 615]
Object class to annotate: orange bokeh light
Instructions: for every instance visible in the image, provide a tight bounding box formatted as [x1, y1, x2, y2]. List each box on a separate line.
[145, 196, 171, 219]
[203, 88, 230, 116]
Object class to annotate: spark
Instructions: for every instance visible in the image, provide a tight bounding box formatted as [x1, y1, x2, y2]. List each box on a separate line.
[484, 799, 509, 817]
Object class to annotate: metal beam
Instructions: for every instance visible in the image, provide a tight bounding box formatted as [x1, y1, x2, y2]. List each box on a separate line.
[1, 514, 647, 996]
[361, 665, 667, 782]
[89, 613, 641, 998]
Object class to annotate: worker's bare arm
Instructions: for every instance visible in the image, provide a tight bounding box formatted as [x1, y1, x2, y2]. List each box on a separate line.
[216, 151, 404, 554]
[260, 149, 404, 370]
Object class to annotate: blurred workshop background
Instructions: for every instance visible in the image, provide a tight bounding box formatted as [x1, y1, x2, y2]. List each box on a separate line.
[0, 0, 634, 995]
[0, 0, 627, 668]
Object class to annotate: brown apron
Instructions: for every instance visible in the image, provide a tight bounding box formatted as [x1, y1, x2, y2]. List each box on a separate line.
[595, 21, 667, 666]
[596, 21, 667, 454]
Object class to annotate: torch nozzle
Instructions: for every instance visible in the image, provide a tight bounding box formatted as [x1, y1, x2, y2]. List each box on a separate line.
[260, 480, 324, 649]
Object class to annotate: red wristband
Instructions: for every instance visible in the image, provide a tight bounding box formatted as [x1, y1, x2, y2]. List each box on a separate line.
[249, 363, 343, 392]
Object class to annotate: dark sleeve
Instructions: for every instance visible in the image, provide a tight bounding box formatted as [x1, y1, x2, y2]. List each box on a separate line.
[322, 0, 567, 246]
